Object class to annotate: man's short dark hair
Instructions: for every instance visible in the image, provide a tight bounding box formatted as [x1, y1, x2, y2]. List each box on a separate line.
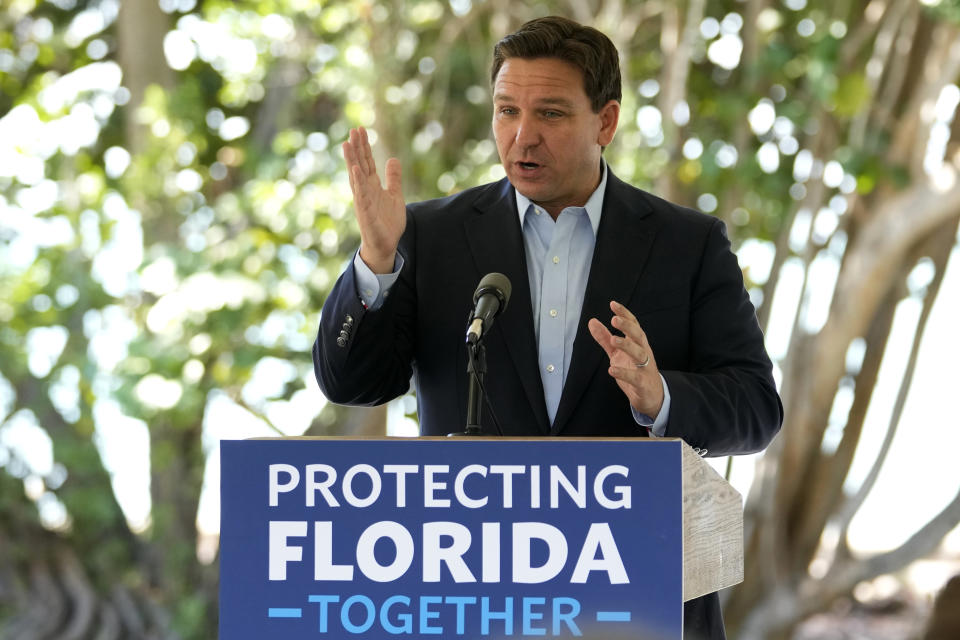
[490, 16, 622, 113]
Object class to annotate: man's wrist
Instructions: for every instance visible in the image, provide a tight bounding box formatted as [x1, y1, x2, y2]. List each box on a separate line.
[632, 374, 671, 436]
[358, 244, 398, 275]
[354, 251, 403, 311]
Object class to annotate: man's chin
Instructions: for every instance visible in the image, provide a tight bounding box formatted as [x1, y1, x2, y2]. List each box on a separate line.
[506, 173, 552, 199]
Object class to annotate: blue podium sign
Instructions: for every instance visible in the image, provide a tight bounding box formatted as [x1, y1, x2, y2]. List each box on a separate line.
[220, 438, 684, 639]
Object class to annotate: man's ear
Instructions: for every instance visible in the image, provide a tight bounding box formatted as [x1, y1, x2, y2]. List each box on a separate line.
[597, 100, 621, 147]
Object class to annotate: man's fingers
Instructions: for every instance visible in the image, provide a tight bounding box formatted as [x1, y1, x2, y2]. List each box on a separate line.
[612, 336, 648, 367]
[351, 165, 372, 209]
[385, 157, 403, 198]
[608, 365, 643, 386]
[343, 143, 357, 191]
[344, 129, 386, 206]
[606, 301, 656, 370]
[343, 134, 370, 193]
[607, 366, 645, 407]
[610, 300, 649, 348]
[611, 300, 640, 321]
[592, 316, 651, 368]
[351, 128, 367, 175]
[359, 127, 376, 177]
[344, 128, 369, 177]
[588, 318, 616, 359]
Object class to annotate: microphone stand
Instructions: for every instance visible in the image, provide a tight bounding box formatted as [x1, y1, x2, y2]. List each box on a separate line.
[448, 332, 490, 437]
[463, 339, 486, 435]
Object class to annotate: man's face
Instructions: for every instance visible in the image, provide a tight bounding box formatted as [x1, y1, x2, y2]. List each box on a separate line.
[492, 57, 619, 217]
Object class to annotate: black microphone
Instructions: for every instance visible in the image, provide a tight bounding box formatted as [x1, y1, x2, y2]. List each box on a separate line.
[465, 273, 512, 345]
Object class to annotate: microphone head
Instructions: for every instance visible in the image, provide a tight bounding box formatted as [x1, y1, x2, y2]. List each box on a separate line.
[473, 272, 512, 311]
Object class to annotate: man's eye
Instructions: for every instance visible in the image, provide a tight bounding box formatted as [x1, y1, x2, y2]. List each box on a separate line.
[544, 111, 563, 118]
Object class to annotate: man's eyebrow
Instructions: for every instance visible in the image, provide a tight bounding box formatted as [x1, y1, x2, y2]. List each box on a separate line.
[536, 97, 576, 109]
[492, 94, 577, 108]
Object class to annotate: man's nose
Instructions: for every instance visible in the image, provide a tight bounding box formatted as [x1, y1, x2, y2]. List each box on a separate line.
[515, 115, 541, 147]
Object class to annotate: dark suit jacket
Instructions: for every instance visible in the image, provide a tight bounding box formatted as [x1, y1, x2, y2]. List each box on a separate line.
[313, 171, 783, 639]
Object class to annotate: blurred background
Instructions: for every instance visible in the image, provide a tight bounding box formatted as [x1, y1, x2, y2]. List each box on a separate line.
[1, 0, 959, 638]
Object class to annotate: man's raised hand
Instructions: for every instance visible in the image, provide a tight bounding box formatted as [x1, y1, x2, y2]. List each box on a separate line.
[342, 127, 406, 274]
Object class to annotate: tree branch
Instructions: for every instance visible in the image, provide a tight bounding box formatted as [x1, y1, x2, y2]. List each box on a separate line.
[57, 548, 97, 640]
[742, 483, 960, 638]
[655, 0, 705, 200]
[888, 22, 960, 173]
[848, 0, 913, 149]
[835, 216, 960, 550]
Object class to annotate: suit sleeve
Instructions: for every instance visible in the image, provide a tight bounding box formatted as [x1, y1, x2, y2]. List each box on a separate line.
[661, 218, 783, 456]
[313, 212, 418, 406]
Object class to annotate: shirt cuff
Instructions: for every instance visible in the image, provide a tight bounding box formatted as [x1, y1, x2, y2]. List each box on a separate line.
[353, 251, 403, 310]
[631, 374, 671, 437]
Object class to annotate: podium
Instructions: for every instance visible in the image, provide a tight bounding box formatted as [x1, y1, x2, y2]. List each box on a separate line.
[220, 437, 742, 639]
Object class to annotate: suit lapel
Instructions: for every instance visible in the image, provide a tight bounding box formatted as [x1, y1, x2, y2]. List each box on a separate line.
[551, 173, 659, 434]
[464, 180, 552, 435]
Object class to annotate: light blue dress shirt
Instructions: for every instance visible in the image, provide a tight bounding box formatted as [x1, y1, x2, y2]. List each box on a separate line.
[515, 175, 602, 423]
[352, 165, 670, 434]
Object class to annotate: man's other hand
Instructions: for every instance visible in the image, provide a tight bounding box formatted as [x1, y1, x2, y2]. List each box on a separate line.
[588, 300, 665, 418]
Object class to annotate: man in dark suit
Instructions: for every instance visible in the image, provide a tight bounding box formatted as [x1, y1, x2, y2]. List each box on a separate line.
[314, 16, 782, 639]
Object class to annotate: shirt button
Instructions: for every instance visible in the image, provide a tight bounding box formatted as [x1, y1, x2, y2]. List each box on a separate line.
[546, 364, 555, 373]
[364, 289, 374, 297]
[535, 207, 542, 215]
[552, 256, 560, 264]
[549, 309, 558, 317]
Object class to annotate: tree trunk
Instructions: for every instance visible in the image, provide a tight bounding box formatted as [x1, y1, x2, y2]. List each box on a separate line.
[116, 0, 174, 155]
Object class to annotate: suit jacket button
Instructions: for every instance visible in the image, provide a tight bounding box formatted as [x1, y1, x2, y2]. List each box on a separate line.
[336, 336, 347, 348]
[339, 330, 349, 339]
[342, 322, 352, 331]
[345, 314, 354, 324]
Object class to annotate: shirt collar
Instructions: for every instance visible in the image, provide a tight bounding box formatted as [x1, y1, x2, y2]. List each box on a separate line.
[515, 160, 607, 237]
